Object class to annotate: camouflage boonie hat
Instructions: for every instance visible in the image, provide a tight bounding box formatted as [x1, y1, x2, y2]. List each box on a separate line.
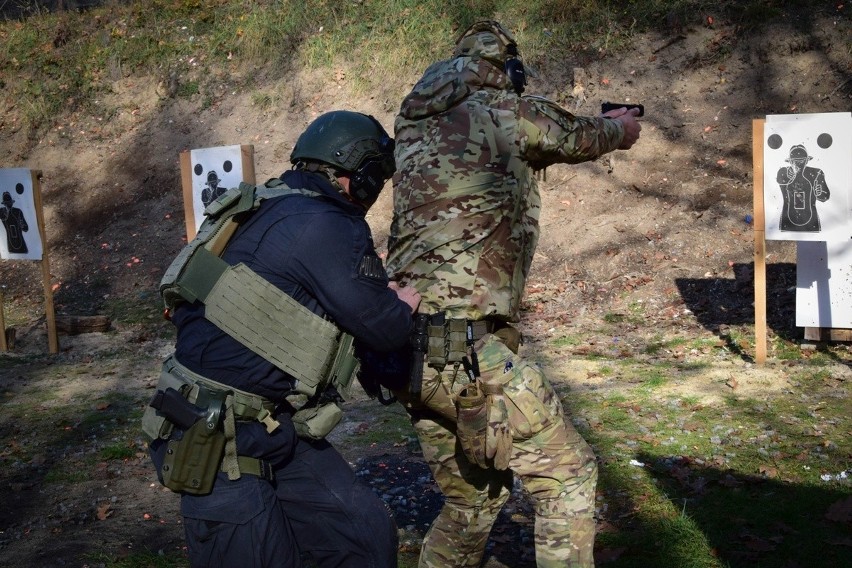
[453, 20, 518, 66]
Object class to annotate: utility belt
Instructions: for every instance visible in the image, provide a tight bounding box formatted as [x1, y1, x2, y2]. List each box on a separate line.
[408, 316, 523, 472]
[142, 355, 282, 495]
[408, 313, 507, 396]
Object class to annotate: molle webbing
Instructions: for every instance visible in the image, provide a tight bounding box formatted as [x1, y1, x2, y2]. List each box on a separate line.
[159, 180, 343, 396]
[204, 261, 341, 396]
[160, 184, 253, 309]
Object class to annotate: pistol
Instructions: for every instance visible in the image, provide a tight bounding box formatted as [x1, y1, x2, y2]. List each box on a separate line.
[150, 387, 206, 431]
[601, 102, 645, 117]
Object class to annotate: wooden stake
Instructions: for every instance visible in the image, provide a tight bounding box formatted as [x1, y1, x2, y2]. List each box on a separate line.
[30, 171, 59, 353]
[179, 150, 196, 241]
[241, 144, 256, 188]
[0, 291, 7, 351]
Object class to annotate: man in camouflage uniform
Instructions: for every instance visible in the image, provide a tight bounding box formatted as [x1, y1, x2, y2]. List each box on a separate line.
[386, 21, 641, 567]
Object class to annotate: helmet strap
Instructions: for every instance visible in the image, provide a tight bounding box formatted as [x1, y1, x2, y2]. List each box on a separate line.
[294, 161, 350, 197]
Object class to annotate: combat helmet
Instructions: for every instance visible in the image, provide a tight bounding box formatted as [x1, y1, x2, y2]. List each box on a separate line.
[454, 20, 528, 94]
[290, 110, 395, 208]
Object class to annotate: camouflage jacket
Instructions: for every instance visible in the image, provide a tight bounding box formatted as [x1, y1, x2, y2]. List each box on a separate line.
[386, 55, 625, 322]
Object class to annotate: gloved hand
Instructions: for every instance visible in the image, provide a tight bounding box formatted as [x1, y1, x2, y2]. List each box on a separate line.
[482, 382, 512, 470]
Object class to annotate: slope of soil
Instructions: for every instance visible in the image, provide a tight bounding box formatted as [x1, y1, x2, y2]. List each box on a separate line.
[1, 5, 850, 567]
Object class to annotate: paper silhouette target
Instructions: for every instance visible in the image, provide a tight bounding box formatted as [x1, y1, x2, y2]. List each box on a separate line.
[0, 169, 43, 261]
[763, 113, 851, 242]
[796, 240, 852, 328]
[179, 144, 255, 240]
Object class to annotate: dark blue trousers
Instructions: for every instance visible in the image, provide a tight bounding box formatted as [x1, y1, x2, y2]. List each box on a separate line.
[179, 438, 398, 568]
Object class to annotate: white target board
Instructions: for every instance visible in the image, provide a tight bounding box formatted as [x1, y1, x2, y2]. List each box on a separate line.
[762, 112, 852, 329]
[179, 145, 256, 240]
[0, 168, 43, 261]
[762, 113, 851, 243]
[796, 240, 852, 328]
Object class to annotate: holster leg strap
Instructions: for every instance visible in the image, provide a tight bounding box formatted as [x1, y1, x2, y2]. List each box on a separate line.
[221, 394, 240, 480]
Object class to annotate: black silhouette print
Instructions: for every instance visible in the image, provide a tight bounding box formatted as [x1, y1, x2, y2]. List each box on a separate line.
[194, 159, 234, 208]
[776, 144, 830, 232]
[0, 187, 29, 254]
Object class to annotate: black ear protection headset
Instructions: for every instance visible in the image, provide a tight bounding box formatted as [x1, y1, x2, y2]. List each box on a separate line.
[348, 116, 396, 208]
[504, 43, 527, 95]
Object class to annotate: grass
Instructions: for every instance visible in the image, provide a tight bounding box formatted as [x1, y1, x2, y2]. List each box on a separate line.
[565, 354, 852, 567]
[1, 0, 833, 136]
[104, 294, 166, 324]
[2, 384, 144, 468]
[335, 405, 416, 450]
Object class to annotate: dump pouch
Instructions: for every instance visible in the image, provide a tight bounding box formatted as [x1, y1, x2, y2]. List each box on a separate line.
[291, 402, 343, 441]
[455, 382, 489, 468]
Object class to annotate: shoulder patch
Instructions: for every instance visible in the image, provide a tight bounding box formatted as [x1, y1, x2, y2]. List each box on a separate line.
[359, 254, 387, 280]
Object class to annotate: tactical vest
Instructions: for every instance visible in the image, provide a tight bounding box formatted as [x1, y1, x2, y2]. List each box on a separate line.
[143, 179, 358, 494]
[160, 180, 356, 399]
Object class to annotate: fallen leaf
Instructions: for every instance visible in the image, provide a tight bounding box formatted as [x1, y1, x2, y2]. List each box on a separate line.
[96, 503, 113, 520]
[759, 465, 778, 478]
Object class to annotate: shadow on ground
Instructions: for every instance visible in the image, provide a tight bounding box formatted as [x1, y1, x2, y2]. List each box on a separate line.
[676, 262, 798, 356]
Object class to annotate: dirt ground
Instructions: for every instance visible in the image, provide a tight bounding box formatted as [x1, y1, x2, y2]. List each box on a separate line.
[1, 5, 850, 567]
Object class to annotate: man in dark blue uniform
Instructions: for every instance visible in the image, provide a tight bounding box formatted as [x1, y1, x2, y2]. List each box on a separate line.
[148, 111, 420, 567]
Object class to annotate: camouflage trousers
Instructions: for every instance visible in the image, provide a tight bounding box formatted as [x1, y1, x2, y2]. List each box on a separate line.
[397, 333, 598, 568]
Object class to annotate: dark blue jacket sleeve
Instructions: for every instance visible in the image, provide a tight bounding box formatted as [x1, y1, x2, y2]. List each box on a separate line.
[297, 212, 414, 351]
[249, 206, 413, 352]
